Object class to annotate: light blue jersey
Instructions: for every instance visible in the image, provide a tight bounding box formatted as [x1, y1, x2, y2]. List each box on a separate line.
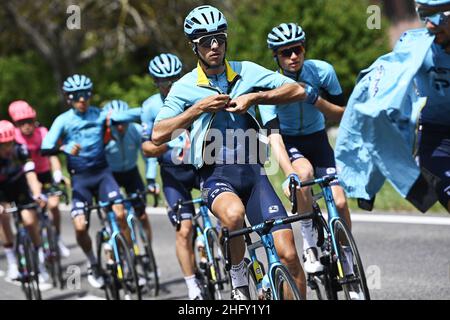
[141, 93, 187, 179]
[415, 42, 450, 125]
[42, 106, 139, 175]
[155, 60, 294, 168]
[104, 123, 143, 173]
[260, 60, 343, 136]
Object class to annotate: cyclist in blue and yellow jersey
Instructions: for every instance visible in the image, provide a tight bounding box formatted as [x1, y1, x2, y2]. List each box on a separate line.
[260, 23, 351, 276]
[103, 99, 153, 245]
[41, 74, 139, 289]
[141, 53, 204, 300]
[0, 120, 50, 286]
[414, 0, 450, 211]
[152, 5, 342, 300]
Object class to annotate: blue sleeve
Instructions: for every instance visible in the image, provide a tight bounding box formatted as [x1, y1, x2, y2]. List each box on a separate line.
[245, 61, 295, 89]
[154, 84, 187, 123]
[145, 157, 158, 180]
[314, 60, 343, 96]
[41, 115, 66, 152]
[110, 107, 142, 123]
[141, 103, 156, 141]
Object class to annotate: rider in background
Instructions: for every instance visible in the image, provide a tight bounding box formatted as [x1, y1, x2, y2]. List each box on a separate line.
[8, 100, 70, 258]
[141, 53, 203, 300]
[415, 0, 450, 212]
[103, 99, 153, 244]
[41, 74, 137, 289]
[0, 120, 49, 285]
[260, 22, 351, 275]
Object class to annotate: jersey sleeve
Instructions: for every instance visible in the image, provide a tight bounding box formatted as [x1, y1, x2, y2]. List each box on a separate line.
[154, 83, 191, 123]
[314, 60, 343, 96]
[244, 61, 296, 91]
[41, 115, 65, 152]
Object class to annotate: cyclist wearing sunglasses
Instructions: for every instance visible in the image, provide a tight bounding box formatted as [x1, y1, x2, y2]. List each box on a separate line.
[141, 53, 204, 300]
[103, 99, 153, 249]
[152, 5, 331, 300]
[8, 100, 71, 259]
[41, 74, 140, 289]
[260, 22, 351, 276]
[0, 120, 50, 285]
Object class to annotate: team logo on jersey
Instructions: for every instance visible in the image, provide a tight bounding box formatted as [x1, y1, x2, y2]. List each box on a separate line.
[445, 170, 450, 178]
[215, 182, 228, 187]
[289, 147, 298, 153]
[326, 167, 336, 175]
[268, 205, 279, 214]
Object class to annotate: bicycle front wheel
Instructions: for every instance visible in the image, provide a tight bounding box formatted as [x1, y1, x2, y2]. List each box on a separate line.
[17, 234, 41, 300]
[114, 233, 142, 300]
[130, 217, 159, 297]
[332, 219, 370, 300]
[205, 228, 231, 300]
[272, 265, 302, 300]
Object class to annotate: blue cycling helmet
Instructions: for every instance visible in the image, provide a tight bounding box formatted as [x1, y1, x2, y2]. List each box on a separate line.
[62, 74, 93, 92]
[103, 100, 129, 112]
[148, 53, 182, 79]
[267, 23, 306, 50]
[184, 5, 227, 39]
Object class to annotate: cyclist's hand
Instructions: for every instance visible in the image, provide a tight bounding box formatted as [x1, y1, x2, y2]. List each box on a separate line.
[147, 179, 160, 195]
[282, 173, 301, 199]
[70, 143, 82, 156]
[33, 193, 48, 208]
[197, 94, 230, 113]
[226, 93, 255, 114]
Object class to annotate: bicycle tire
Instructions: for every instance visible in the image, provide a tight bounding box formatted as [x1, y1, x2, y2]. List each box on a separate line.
[332, 219, 370, 300]
[42, 221, 64, 289]
[130, 217, 159, 297]
[114, 233, 142, 300]
[272, 264, 302, 300]
[96, 231, 118, 300]
[16, 234, 41, 300]
[205, 228, 230, 300]
[245, 257, 265, 300]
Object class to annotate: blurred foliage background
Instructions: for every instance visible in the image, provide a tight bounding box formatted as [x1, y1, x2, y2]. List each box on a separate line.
[2, 0, 442, 212]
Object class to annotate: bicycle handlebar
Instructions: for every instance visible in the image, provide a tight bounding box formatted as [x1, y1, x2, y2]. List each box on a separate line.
[173, 198, 206, 231]
[221, 211, 316, 271]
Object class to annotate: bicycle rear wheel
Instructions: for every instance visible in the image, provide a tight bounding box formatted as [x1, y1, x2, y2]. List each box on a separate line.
[332, 219, 370, 300]
[16, 234, 41, 300]
[130, 217, 159, 297]
[272, 265, 302, 300]
[205, 228, 230, 300]
[114, 233, 142, 300]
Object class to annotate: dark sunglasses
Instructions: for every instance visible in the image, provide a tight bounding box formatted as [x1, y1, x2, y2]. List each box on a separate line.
[192, 32, 227, 48]
[16, 118, 34, 126]
[279, 45, 305, 58]
[68, 90, 92, 101]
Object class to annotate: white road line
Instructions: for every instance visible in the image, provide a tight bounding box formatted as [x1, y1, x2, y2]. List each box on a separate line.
[350, 213, 450, 226]
[60, 205, 450, 226]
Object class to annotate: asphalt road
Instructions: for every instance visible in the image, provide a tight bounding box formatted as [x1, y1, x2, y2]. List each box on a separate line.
[0, 207, 449, 300]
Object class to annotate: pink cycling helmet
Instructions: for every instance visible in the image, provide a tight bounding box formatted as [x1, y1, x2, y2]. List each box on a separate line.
[0, 120, 15, 143]
[8, 100, 37, 122]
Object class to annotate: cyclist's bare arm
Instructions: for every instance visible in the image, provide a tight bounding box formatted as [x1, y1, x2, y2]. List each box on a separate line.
[142, 141, 168, 157]
[313, 97, 345, 122]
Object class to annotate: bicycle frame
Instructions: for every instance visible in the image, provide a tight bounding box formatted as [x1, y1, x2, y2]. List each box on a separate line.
[300, 175, 348, 279]
[223, 212, 315, 300]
